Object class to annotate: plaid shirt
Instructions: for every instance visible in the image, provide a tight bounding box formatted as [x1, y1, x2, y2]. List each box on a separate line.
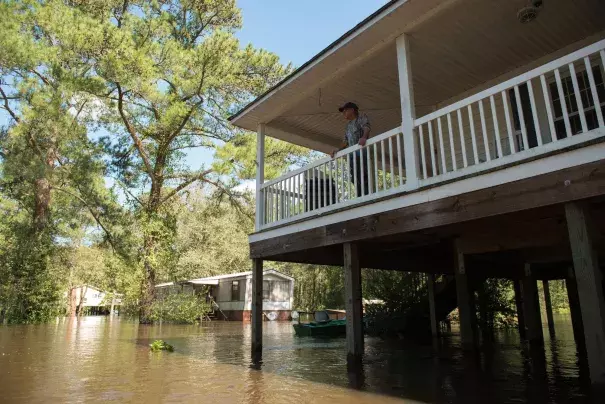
[344, 113, 371, 147]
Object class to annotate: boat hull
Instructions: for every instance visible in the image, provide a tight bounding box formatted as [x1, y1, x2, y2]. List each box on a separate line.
[293, 319, 347, 337]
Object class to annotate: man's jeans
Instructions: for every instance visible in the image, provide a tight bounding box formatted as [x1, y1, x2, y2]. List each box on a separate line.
[348, 149, 369, 197]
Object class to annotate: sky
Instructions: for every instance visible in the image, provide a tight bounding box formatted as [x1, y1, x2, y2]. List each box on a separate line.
[186, 0, 390, 169]
[0, 1, 388, 172]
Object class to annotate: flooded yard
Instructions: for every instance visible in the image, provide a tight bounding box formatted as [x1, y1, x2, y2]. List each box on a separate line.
[0, 315, 599, 403]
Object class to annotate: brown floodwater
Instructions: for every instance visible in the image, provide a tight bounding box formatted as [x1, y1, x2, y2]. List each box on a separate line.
[0, 314, 600, 403]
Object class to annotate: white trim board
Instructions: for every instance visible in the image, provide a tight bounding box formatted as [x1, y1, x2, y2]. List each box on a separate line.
[249, 132, 605, 243]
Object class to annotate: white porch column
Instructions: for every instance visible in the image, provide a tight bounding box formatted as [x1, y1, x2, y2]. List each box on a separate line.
[396, 34, 420, 188]
[255, 124, 266, 230]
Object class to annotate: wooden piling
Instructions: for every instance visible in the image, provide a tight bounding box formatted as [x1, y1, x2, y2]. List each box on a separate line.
[344, 242, 363, 363]
[565, 202, 605, 385]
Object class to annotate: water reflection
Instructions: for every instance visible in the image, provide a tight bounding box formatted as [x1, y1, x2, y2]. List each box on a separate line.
[0, 314, 600, 403]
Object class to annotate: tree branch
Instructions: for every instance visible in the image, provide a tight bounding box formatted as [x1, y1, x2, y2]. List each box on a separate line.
[116, 83, 154, 177]
[0, 86, 20, 123]
[30, 69, 51, 86]
[160, 168, 213, 205]
[53, 186, 118, 253]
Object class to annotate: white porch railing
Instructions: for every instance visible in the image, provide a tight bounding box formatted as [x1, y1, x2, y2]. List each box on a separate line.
[259, 127, 406, 227]
[414, 39, 605, 185]
[257, 38, 605, 230]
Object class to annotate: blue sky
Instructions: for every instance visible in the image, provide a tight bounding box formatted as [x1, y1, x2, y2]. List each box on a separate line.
[188, 0, 389, 169]
[1, 1, 388, 170]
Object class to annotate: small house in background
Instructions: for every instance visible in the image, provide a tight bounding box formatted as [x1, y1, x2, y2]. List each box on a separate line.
[66, 285, 122, 316]
[155, 270, 294, 321]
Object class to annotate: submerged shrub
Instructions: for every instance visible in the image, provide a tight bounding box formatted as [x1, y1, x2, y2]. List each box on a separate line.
[150, 340, 174, 352]
[149, 293, 210, 324]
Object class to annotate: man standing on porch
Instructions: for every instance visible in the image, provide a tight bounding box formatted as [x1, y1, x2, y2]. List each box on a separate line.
[331, 102, 371, 197]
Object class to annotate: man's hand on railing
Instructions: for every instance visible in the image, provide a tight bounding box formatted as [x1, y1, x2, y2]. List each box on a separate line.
[358, 136, 367, 147]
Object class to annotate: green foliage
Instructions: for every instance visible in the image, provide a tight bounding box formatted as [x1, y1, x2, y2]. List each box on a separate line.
[214, 132, 318, 181]
[274, 263, 344, 311]
[150, 340, 174, 352]
[149, 293, 210, 324]
[538, 280, 570, 314]
[173, 188, 252, 281]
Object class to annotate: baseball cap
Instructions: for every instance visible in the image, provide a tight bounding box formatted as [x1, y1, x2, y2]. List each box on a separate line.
[338, 102, 359, 112]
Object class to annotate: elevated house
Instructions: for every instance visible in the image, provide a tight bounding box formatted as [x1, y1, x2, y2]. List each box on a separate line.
[230, 0, 605, 384]
[67, 285, 122, 315]
[156, 270, 294, 321]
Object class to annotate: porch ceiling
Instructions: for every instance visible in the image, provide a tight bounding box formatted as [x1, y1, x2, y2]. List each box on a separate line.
[231, 0, 605, 153]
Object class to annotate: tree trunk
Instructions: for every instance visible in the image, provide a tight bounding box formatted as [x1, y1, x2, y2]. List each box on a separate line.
[138, 167, 164, 324]
[68, 287, 77, 317]
[33, 177, 51, 232]
[139, 233, 157, 324]
[77, 286, 87, 317]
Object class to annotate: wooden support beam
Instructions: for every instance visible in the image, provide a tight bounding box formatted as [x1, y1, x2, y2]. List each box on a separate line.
[565, 272, 587, 354]
[477, 280, 492, 342]
[251, 259, 263, 361]
[427, 274, 439, 337]
[565, 202, 605, 385]
[344, 243, 363, 363]
[542, 280, 556, 338]
[513, 280, 527, 340]
[454, 240, 476, 350]
[521, 264, 544, 344]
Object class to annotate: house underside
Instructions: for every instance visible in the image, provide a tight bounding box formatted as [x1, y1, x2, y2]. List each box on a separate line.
[230, 0, 605, 385]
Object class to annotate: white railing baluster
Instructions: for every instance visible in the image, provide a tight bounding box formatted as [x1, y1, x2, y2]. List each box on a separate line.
[272, 184, 279, 222]
[456, 109, 468, 167]
[526, 80, 543, 147]
[513, 85, 529, 151]
[554, 68, 572, 138]
[281, 181, 286, 220]
[437, 117, 447, 173]
[366, 143, 373, 193]
[396, 132, 404, 186]
[540, 74, 557, 142]
[360, 148, 366, 196]
[381, 140, 387, 191]
[585, 57, 604, 128]
[312, 169, 316, 211]
[388, 136, 395, 189]
[428, 120, 437, 175]
[489, 95, 503, 158]
[341, 156, 346, 201]
[285, 177, 289, 219]
[569, 63, 588, 134]
[447, 113, 457, 170]
[501, 90, 516, 153]
[373, 143, 379, 193]
[285, 177, 290, 219]
[328, 162, 333, 206]
[296, 174, 300, 215]
[323, 163, 327, 207]
[478, 99, 491, 161]
[352, 153, 358, 198]
[467, 105, 480, 164]
[306, 170, 310, 212]
[601, 50, 605, 77]
[419, 124, 428, 178]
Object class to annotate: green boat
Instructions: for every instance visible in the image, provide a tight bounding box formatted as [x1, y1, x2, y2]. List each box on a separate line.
[293, 311, 347, 337]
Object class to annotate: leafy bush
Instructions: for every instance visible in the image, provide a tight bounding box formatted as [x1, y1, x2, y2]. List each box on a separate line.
[149, 293, 210, 324]
[150, 340, 174, 352]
